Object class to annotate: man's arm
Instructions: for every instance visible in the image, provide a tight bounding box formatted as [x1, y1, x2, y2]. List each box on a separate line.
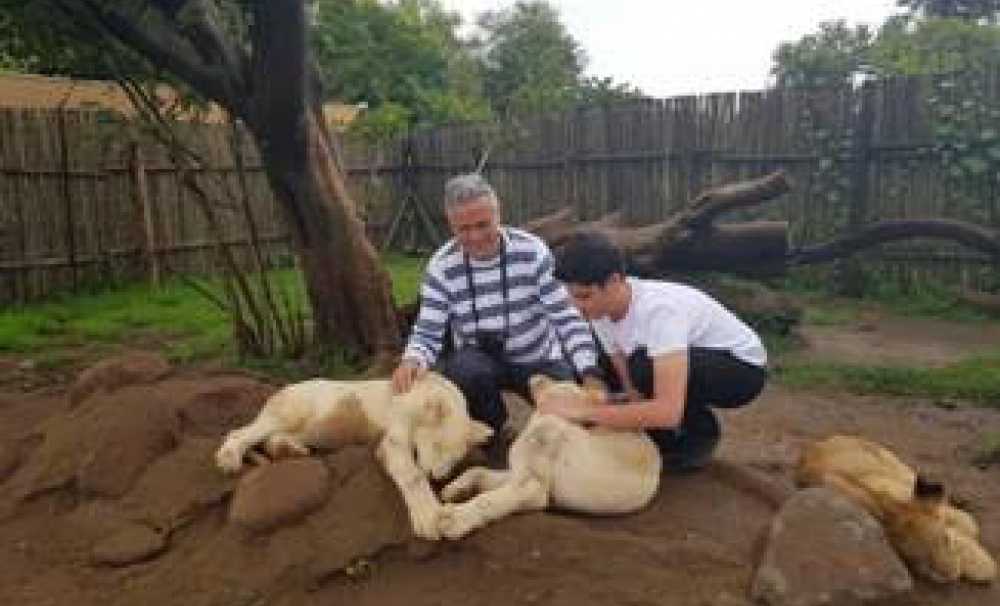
[534, 250, 599, 375]
[402, 267, 451, 369]
[540, 351, 688, 430]
[394, 267, 451, 392]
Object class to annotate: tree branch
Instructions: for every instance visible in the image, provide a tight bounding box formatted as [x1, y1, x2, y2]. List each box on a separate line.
[788, 219, 1000, 266]
[72, 0, 232, 107]
[158, 0, 251, 108]
[680, 170, 793, 229]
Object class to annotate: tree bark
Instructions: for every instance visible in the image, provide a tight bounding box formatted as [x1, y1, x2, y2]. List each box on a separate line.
[525, 171, 794, 278]
[787, 219, 1000, 266]
[248, 0, 399, 362]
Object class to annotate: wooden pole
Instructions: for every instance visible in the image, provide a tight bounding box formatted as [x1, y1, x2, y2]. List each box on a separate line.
[130, 142, 160, 286]
[57, 109, 78, 291]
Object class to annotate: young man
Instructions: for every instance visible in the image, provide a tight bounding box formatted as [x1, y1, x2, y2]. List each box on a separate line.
[391, 174, 602, 436]
[549, 231, 768, 471]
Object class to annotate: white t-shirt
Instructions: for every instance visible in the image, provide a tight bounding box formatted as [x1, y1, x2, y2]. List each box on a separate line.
[591, 278, 767, 368]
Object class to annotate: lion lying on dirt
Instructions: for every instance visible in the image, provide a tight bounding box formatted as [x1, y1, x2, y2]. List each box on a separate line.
[437, 375, 661, 539]
[796, 434, 997, 583]
[215, 372, 493, 540]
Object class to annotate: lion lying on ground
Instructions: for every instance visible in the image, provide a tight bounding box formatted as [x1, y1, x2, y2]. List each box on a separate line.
[436, 375, 661, 539]
[796, 434, 997, 583]
[215, 372, 493, 539]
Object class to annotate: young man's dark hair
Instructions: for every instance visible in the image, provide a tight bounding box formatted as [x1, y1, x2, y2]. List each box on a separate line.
[554, 231, 626, 286]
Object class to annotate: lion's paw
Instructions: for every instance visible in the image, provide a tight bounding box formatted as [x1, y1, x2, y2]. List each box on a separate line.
[215, 442, 245, 474]
[437, 503, 481, 540]
[408, 498, 444, 541]
[440, 468, 485, 503]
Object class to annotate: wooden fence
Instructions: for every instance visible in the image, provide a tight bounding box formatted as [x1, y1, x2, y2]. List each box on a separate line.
[2, 70, 999, 305]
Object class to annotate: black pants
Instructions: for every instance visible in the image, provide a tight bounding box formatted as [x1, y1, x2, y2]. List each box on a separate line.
[623, 346, 767, 469]
[439, 348, 575, 433]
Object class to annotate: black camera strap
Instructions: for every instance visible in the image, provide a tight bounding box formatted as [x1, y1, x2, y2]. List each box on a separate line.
[464, 238, 509, 343]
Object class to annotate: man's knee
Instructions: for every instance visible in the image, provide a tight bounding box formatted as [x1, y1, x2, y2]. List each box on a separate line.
[440, 349, 507, 431]
[442, 349, 500, 390]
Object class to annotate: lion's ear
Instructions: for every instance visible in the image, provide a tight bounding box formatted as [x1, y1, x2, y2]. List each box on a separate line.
[467, 420, 494, 446]
[528, 374, 552, 399]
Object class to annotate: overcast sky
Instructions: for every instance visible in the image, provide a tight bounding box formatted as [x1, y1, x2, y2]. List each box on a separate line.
[439, 0, 902, 97]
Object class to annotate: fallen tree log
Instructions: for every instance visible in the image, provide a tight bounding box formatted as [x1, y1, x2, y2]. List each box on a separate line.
[522, 170, 1000, 280]
[525, 171, 794, 277]
[787, 219, 1000, 266]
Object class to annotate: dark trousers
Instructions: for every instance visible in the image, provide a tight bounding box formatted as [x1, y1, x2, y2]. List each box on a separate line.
[439, 348, 575, 433]
[623, 346, 767, 468]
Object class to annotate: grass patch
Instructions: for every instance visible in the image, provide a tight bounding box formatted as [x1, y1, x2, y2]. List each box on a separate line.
[801, 303, 862, 327]
[385, 252, 428, 305]
[784, 270, 995, 324]
[0, 280, 229, 354]
[0, 255, 427, 370]
[775, 350, 1000, 405]
[972, 432, 1000, 467]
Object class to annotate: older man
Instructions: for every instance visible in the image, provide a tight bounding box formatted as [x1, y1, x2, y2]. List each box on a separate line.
[392, 173, 602, 436]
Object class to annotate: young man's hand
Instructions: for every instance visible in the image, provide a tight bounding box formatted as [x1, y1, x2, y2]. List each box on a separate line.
[537, 392, 596, 424]
[391, 359, 426, 394]
[581, 375, 609, 406]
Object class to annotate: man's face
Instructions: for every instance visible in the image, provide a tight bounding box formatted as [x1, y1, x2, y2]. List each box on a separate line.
[446, 196, 501, 260]
[566, 281, 613, 320]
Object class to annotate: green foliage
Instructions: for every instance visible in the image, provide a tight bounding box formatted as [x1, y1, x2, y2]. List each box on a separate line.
[314, 0, 490, 137]
[896, 0, 1000, 21]
[474, 0, 585, 117]
[574, 76, 645, 106]
[772, 20, 875, 88]
[348, 101, 414, 142]
[773, 12, 1000, 86]
[871, 16, 1000, 75]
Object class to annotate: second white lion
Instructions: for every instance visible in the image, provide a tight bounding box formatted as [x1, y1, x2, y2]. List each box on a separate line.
[437, 375, 662, 539]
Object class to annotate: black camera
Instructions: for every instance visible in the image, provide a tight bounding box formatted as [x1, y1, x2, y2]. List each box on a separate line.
[475, 330, 506, 362]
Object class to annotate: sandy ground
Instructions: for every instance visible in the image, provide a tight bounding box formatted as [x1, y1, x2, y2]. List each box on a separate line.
[0, 314, 997, 606]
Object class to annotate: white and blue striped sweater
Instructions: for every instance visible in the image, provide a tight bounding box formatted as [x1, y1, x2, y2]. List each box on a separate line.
[403, 227, 598, 374]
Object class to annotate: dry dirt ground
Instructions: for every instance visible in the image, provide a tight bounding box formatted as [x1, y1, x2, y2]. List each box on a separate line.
[0, 314, 997, 606]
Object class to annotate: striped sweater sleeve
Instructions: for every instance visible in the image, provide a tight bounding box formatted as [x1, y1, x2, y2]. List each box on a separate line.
[534, 248, 599, 375]
[402, 262, 450, 368]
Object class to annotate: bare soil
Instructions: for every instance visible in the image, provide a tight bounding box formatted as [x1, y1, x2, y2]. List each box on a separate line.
[0, 315, 997, 606]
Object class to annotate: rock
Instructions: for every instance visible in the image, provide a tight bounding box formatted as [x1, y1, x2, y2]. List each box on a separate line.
[229, 458, 330, 532]
[69, 352, 171, 407]
[751, 487, 913, 606]
[91, 523, 167, 566]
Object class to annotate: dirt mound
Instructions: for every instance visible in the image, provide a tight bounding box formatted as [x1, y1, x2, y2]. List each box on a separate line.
[0, 351, 997, 606]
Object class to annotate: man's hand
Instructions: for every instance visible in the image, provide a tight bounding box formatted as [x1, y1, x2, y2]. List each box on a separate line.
[392, 359, 426, 394]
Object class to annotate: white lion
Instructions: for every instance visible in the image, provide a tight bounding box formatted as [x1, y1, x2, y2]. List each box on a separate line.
[436, 375, 662, 539]
[215, 372, 493, 540]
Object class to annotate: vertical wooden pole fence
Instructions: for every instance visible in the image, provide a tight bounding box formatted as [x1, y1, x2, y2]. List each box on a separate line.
[129, 142, 160, 287]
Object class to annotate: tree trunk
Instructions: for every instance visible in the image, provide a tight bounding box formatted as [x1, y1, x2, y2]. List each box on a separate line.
[248, 0, 399, 363]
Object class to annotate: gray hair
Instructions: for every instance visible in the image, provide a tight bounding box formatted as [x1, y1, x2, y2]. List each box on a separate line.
[443, 173, 498, 212]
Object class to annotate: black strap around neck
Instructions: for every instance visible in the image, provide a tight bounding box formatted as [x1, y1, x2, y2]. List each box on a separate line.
[464, 238, 509, 340]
